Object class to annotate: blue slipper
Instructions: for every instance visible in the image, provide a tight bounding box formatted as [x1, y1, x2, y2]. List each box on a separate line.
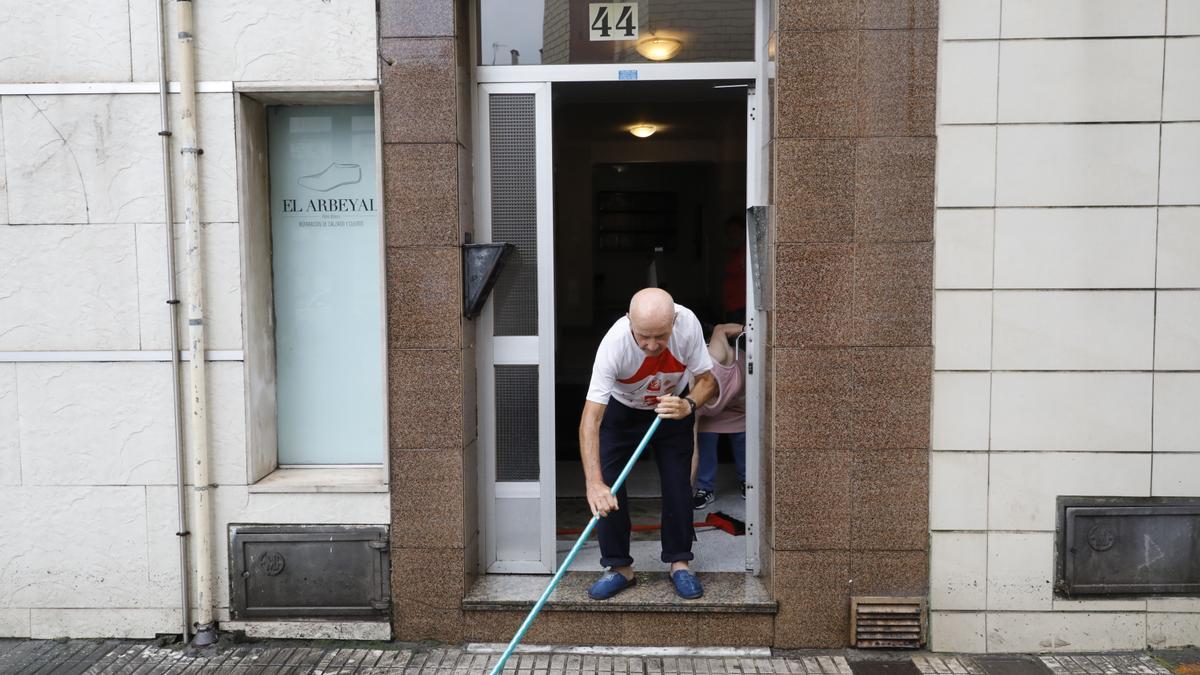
[588, 570, 637, 600]
[670, 569, 704, 599]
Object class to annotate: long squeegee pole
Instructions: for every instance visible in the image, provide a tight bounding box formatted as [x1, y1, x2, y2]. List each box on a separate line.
[488, 415, 664, 675]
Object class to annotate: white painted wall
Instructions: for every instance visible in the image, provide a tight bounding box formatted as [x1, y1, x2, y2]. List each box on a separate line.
[932, 0, 1200, 653]
[0, 0, 385, 639]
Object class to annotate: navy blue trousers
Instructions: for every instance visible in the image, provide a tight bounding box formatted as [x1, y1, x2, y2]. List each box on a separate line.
[597, 398, 696, 568]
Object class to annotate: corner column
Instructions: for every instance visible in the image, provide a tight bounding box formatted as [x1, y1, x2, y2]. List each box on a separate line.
[770, 0, 938, 648]
[381, 0, 476, 642]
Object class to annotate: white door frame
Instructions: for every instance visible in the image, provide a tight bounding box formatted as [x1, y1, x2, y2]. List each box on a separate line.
[476, 62, 756, 83]
[740, 0, 772, 577]
[476, 81, 557, 574]
[473, 2, 771, 578]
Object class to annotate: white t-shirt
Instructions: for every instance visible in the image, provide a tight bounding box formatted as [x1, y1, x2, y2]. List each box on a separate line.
[586, 304, 714, 410]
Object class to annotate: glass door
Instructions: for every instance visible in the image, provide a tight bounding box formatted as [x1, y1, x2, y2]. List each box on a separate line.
[476, 82, 558, 573]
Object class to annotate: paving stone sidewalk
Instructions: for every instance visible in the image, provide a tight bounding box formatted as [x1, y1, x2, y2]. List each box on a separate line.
[0, 639, 1194, 675]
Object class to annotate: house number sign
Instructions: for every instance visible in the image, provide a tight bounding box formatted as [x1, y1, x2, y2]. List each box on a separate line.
[589, 3, 638, 41]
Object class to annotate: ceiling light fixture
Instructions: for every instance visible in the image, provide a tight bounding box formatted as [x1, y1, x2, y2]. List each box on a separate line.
[636, 35, 682, 61]
[629, 124, 657, 138]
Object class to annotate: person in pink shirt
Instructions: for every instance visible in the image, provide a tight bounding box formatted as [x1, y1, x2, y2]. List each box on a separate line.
[691, 322, 746, 510]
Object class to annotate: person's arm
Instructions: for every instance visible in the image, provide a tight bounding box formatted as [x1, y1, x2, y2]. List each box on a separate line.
[707, 323, 743, 366]
[655, 369, 717, 418]
[579, 400, 618, 517]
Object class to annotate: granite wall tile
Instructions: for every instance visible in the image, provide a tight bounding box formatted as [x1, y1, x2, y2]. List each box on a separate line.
[851, 347, 932, 449]
[463, 442, 480, 592]
[860, 1, 938, 30]
[530, 612, 632, 646]
[457, 143, 474, 238]
[386, 246, 462, 350]
[397, 606, 464, 642]
[851, 448, 929, 551]
[855, 138, 936, 242]
[778, 0, 860, 31]
[384, 143, 459, 246]
[463, 612, 715, 647]
[392, 547, 465, 642]
[380, 0, 455, 38]
[851, 243, 934, 347]
[390, 449, 465, 548]
[380, 38, 457, 143]
[851, 549, 929, 596]
[776, 30, 860, 138]
[391, 546, 465, 609]
[775, 244, 854, 346]
[455, 16, 472, 150]
[776, 139, 856, 243]
[775, 447, 852, 550]
[857, 30, 937, 137]
[773, 550, 852, 648]
[464, 610, 521, 643]
[776, 0, 938, 31]
[387, 349, 464, 450]
[462, 348, 478, 447]
[695, 614, 776, 646]
[618, 614, 699, 645]
[774, 348, 855, 449]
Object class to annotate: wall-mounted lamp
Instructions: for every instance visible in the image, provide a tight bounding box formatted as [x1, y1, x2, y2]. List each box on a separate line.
[628, 124, 657, 138]
[636, 36, 682, 61]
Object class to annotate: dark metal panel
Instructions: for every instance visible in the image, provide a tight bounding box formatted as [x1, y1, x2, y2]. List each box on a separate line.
[1056, 497, 1200, 596]
[746, 205, 772, 312]
[229, 524, 390, 619]
[463, 241, 515, 319]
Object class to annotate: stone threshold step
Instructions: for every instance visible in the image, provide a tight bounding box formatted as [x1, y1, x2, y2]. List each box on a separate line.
[463, 571, 777, 613]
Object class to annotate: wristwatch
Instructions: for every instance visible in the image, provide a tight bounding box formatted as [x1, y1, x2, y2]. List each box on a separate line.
[683, 396, 696, 414]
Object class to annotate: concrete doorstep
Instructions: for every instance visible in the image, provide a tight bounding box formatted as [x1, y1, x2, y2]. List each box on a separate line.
[0, 638, 1196, 675]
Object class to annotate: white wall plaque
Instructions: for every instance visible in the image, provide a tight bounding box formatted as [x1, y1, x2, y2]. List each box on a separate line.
[588, 3, 638, 41]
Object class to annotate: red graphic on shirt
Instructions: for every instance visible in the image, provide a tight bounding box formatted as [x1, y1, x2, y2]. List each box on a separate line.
[617, 350, 687, 385]
[647, 379, 661, 392]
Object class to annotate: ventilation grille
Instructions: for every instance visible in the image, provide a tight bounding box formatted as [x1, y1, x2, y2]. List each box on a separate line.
[495, 364, 539, 481]
[850, 596, 925, 649]
[488, 93, 538, 336]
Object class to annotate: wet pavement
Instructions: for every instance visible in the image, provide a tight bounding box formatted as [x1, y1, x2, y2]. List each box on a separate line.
[0, 639, 1195, 675]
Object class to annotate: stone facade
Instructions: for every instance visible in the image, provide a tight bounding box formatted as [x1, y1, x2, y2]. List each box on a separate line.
[767, 0, 938, 649]
[379, 0, 475, 644]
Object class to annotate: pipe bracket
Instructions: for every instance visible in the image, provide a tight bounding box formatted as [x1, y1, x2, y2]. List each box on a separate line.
[180, 146, 204, 155]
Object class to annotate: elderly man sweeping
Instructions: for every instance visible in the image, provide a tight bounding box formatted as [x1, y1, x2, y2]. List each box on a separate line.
[579, 287, 718, 600]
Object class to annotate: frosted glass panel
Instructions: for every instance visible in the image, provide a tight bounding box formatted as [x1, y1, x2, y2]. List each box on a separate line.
[269, 105, 384, 464]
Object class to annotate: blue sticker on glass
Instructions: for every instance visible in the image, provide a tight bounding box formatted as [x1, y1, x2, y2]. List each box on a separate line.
[618, 69, 638, 81]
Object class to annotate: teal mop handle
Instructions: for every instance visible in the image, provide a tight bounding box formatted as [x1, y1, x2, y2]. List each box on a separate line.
[488, 415, 664, 675]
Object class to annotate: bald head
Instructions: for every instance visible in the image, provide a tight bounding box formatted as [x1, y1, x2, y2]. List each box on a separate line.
[628, 288, 675, 355]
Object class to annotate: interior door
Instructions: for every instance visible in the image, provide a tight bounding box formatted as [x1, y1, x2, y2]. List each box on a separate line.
[476, 82, 557, 573]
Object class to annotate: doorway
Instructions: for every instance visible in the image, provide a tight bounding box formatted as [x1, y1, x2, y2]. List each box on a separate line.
[550, 80, 749, 573]
[474, 77, 762, 577]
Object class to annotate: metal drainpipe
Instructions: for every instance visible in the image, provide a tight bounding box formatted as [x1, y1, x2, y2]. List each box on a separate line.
[175, 0, 218, 647]
[153, 0, 191, 645]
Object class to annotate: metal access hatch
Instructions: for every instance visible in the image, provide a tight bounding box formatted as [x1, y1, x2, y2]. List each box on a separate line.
[1056, 497, 1200, 596]
[229, 524, 390, 619]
